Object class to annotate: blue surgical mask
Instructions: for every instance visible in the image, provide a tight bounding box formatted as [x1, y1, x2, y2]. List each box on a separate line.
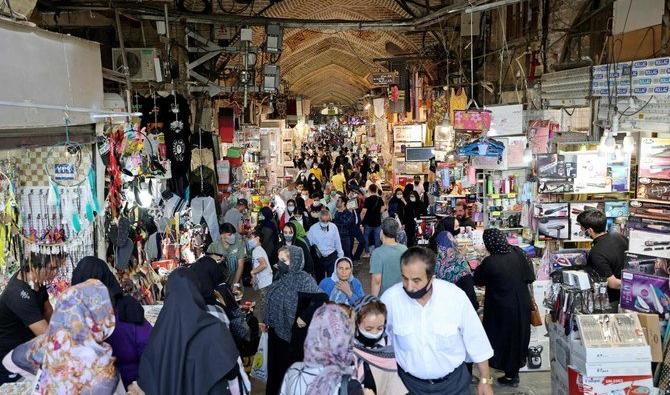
[247, 239, 257, 250]
[283, 233, 294, 241]
[225, 235, 236, 244]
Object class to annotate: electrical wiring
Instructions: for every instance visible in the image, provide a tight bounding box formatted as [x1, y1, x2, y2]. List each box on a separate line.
[616, 95, 654, 118]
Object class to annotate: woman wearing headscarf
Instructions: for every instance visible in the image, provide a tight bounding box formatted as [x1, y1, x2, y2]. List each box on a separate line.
[434, 232, 478, 310]
[280, 199, 297, 229]
[318, 257, 364, 306]
[402, 187, 422, 247]
[70, 256, 152, 388]
[279, 222, 314, 278]
[258, 206, 280, 268]
[474, 228, 535, 388]
[265, 246, 327, 395]
[280, 304, 364, 395]
[428, 216, 460, 253]
[190, 257, 251, 345]
[351, 296, 406, 395]
[5, 279, 120, 394]
[137, 268, 240, 395]
[307, 173, 323, 196]
[190, 257, 251, 395]
[386, 188, 406, 223]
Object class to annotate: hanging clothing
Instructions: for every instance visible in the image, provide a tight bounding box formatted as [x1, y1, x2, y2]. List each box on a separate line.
[138, 269, 239, 395]
[11, 280, 119, 395]
[448, 88, 468, 125]
[474, 229, 535, 376]
[191, 196, 220, 238]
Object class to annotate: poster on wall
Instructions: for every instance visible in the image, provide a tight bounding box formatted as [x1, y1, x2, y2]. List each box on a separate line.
[535, 203, 570, 239]
[393, 124, 424, 142]
[487, 104, 524, 136]
[506, 136, 527, 168]
[528, 120, 558, 154]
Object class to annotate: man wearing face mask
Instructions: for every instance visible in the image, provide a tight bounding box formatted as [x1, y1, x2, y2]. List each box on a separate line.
[381, 247, 494, 395]
[577, 209, 627, 305]
[307, 209, 344, 282]
[280, 182, 298, 204]
[207, 223, 247, 285]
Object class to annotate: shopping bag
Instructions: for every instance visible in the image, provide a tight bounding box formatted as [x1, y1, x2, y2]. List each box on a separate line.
[250, 332, 268, 382]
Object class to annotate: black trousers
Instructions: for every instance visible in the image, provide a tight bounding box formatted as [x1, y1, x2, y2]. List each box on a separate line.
[398, 363, 470, 395]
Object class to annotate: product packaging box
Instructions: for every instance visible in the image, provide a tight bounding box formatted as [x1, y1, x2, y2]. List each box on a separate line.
[625, 252, 669, 277]
[630, 199, 670, 221]
[639, 138, 670, 181]
[549, 249, 587, 271]
[620, 270, 670, 315]
[628, 218, 670, 259]
[637, 313, 663, 362]
[567, 366, 653, 395]
[637, 178, 670, 202]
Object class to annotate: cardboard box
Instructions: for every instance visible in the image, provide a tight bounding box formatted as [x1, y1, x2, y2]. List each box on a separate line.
[552, 335, 571, 371]
[570, 352, 652, 377]
[571, 342, 652, 364]
[637, 313, 663, 362]
[567, 366, 653, 395]
[620, 270, 670, 315]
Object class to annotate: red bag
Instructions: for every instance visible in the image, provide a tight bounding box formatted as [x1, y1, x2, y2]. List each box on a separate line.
[453, 109, 492, 132]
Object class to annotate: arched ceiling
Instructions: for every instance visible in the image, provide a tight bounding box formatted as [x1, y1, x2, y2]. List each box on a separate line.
[229, 0, 425, 105]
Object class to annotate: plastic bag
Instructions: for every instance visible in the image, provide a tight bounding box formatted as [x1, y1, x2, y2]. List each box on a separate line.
[250, 332, 268, 382]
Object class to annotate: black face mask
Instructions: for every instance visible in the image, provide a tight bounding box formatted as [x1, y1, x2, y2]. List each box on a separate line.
[403, 280, 432, 300]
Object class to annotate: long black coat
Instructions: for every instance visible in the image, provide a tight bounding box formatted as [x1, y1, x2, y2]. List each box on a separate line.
[474, 247, 535, 373]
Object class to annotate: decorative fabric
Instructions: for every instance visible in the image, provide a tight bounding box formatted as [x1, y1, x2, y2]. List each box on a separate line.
[435, 232, 472, 284]
[265, 245, 323, 342]
[483, 228, 512, 255]
[304, 304, 355, 395]
[14, 279, 118, 395]
[352, 295, 380, 315]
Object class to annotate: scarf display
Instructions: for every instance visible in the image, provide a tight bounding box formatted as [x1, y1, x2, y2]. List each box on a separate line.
[265, 245, 323, 342]
[435, 231, 472, 284]
[13, 280, 118, 395]
[304, 304, 355, 395]
[328, 258, 354, 304]
[71, 256, 145, 324]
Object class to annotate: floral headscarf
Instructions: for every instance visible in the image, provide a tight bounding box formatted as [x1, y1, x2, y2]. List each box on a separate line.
[304, 304, 355, 395]
[13, 279, 118, 395]
[435, 231, 472, 284]
[483, 228, 512, 255]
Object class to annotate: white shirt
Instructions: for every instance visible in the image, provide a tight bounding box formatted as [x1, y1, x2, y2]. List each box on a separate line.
[381, 279, 493, 380]
[251, 246, 273, 289]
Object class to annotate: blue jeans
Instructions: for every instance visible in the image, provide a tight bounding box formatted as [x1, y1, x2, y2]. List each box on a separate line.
[340, 236, 354, 260]
[363, 225, 381, 254]
[352, 226, 366, 260]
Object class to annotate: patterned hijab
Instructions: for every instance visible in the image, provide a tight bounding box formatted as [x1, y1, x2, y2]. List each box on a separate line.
[483, 228, 512, 255]
[304, 304, 355, 395]
[13, 279, 118, 395]
[435, 231, 472, 284]
[266, 245, 323, 342]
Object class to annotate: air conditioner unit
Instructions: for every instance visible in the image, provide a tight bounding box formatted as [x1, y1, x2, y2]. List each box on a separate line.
[112, 48, 160, 82]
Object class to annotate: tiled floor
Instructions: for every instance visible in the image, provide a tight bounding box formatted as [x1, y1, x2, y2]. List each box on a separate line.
[246, 255, 552, 394]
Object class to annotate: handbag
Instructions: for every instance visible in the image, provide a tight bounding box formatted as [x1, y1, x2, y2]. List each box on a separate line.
[453, 109, 492, 132]
[530, 298, 543, 327]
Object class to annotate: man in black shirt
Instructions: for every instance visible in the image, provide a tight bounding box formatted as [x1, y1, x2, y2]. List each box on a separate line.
[0, 253, 59, 383]
[455, 201, 477, 229]
[577, 209, 628, 303]
[361, 184, 385, 257]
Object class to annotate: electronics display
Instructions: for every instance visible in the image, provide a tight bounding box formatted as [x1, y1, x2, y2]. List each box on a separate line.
[536, 154, 575, 193]
[549, 249, 587, 271]
[628, 217, 670, 259]
[630, 199, 670, 221]
[624, 252, 668, 276]
[620, 270, 670, 316]
[639, 138, 670, 180]
[405, 147, 434, 162]
[535, 203, 570, 239]
[637, 178, 670, 202]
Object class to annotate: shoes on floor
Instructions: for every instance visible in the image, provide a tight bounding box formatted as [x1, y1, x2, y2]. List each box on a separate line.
[497, 376, 519, 387]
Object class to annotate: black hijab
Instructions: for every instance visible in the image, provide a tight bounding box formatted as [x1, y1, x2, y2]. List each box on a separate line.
[138, 268, 238, 395]
[71, 256, 145, 324]
[190, 256, 226, 306]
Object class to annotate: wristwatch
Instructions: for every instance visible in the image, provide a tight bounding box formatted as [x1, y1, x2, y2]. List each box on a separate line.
[479, 377, 495, 385]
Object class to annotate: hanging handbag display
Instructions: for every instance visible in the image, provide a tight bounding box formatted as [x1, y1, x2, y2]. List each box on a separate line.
[453, 109, 492, 132]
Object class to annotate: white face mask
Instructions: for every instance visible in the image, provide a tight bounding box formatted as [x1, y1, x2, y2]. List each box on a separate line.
[410, 196, 416, 202]
[358, 328, 384, 340]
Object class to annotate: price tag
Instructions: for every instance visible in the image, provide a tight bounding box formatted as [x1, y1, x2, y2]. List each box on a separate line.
[490, 194, 499, 199]
[508, 193, 517, 198]
[492, 211, 501, 217]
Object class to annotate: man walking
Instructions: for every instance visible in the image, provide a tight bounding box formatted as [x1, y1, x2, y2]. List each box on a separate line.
[307, 209, 344, 282]
[222, 198, 247, 233]
[381, 247, 494, 395]
[370, 218, 408, 297]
